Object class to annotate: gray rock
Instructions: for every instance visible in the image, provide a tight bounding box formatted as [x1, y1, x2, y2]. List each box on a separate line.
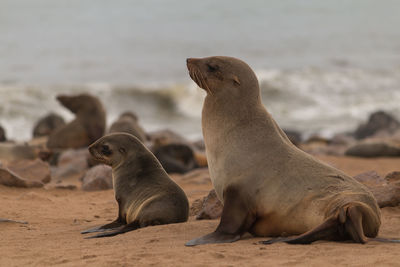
[51, 148, 89, 180]
[345, 141, 400, 157]
[354, 111, 400, 140]
[81, 165, 113, 191]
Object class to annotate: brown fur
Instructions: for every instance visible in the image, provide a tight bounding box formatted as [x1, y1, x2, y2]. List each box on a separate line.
[108, 111, 147, 142]
[47, 94, 106, 149]
[185, 56, 383, 246]
[81, 133, 189, 238]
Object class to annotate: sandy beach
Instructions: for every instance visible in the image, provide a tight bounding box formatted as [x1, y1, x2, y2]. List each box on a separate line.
[1, 155, 399, 267]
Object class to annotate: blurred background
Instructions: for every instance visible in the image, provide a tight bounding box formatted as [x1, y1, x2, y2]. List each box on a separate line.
[1, 0, 400, 141]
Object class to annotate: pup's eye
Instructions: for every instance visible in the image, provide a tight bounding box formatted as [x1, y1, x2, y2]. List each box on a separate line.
[207, 64, 218, 72]
[101, 145, 112, 156]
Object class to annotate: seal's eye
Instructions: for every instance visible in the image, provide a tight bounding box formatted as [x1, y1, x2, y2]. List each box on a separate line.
[101, 144, 112, 156]
[207, 64, 219, 72]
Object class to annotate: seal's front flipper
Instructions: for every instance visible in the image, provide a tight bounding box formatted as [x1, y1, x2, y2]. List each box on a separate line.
[85, 222, 140, 239]
[185, 231, 240, 246]
[185, 186, 254, 246]
[81, 219, 124, 234]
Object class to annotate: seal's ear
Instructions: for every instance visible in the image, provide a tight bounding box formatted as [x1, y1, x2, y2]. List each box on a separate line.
[233, 76, 241, 86]
[119, 147, 126, 154]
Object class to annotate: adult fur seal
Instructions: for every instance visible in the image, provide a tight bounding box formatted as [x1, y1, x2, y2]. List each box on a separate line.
[81, 133, 189, 238]
[185, 56, 399, 246]
[47, 93, 106, 149]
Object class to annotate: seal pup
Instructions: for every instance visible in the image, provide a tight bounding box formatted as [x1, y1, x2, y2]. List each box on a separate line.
[47, 93, 106, 149]
[33, 113, 65, 138]
[81, 133, 189, 238]
[185, 56, 399, 246]
[108, 111, 147, 142]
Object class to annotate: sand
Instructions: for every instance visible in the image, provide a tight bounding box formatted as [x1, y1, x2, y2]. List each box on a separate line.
[1, 155, 400, 266]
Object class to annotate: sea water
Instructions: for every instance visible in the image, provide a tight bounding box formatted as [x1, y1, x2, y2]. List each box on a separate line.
[1, 0, 400, 140]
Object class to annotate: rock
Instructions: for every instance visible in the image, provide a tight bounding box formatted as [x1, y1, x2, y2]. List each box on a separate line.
[45, 182, 77, 190]
[0, 125, 6, 142]
[33, 113, 66, 138]
[354, 111, 400, 140]
[108, 111, 147, 142]
[353, 171, 400, 207]
[0, 142, 38, 161]
[0, 167, 43, 188]
[6, 159, 51, 184]
[81, 165, 113, 191]
[283, 129, 302, 146]
[330, 133, 355, 146]
[51, 148, 89, 180]
[191, 189, 223, 220]
[345, 141, 400, 157]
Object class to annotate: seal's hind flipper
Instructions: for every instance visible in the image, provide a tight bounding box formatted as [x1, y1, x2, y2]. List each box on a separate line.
[185, 186, 254, 246]
[81, 219, 124, 234]
[261, 216, 338, 245]
[85, 222, 140, 239]
[261, 204, 383, 245]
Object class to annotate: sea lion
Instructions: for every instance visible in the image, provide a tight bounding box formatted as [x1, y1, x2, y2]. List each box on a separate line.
[185, 56, 399, 246]
[33, 113, 66, 138]
[81, 133, 189, 238]
[108, 111, 147, 142]
[47, 93, 106, 149]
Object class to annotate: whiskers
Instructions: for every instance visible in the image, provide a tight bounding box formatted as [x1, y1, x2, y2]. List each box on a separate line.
[188, 66, 212, 95]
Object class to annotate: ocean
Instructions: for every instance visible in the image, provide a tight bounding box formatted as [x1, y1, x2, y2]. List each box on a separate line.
[1, 0, 400, 141]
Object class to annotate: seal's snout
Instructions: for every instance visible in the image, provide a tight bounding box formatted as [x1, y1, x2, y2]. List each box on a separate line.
[186, 58, 200, 68]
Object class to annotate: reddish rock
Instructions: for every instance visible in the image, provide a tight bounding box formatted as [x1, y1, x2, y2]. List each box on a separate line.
[81, 165, 113, 191]
[6, 159, 51, 184]
[191, 189, 223, 220]
[0, 167, 43, 188]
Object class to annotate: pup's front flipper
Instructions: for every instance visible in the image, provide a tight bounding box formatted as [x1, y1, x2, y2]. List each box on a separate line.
[85, 222, 140, 239]
[81, 218, 124, 234]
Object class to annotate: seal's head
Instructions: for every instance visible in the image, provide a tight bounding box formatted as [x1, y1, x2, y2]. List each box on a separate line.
[186, 56, 259, 98]
[88, 133, 150, 168]
[56, 93, 104, 114]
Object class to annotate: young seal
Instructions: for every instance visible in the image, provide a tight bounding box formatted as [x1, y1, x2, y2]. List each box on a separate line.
[81, 132, 189, 238]
[108, 111, 147, 142]
[185, 56, 399, 246]
[47, 93, 106, 149]
[33, 113, 65, 138]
